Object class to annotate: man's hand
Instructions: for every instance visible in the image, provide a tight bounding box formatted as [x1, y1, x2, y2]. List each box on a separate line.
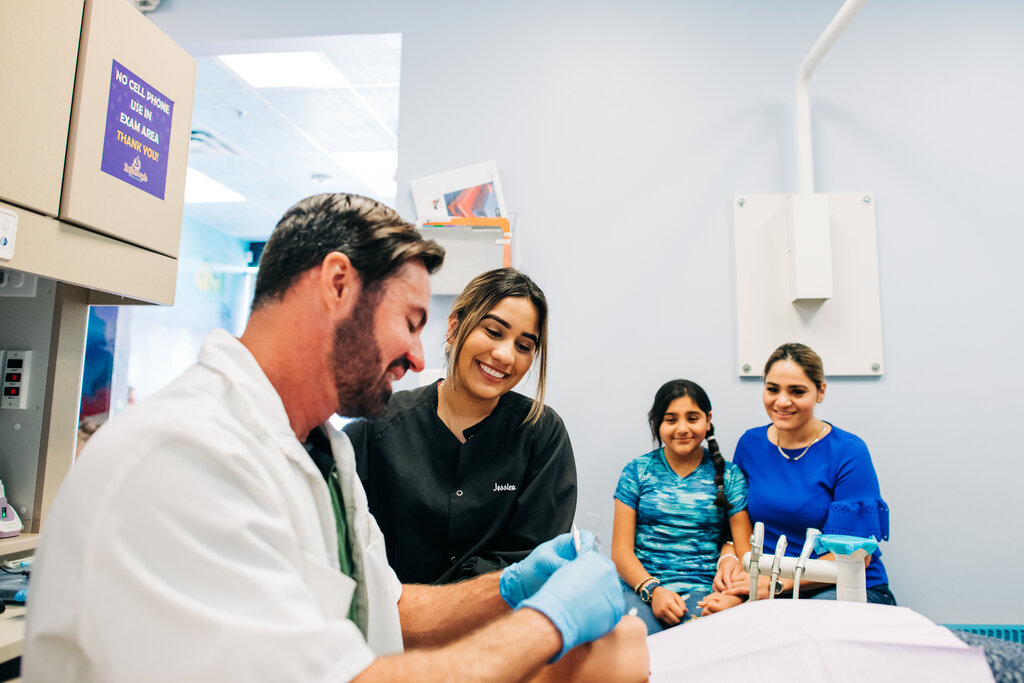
[520, 550, 624, 660]
[500, 531, 594, 608]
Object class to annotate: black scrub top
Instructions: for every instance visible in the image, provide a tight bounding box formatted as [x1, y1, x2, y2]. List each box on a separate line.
[345, 381, 577, 584]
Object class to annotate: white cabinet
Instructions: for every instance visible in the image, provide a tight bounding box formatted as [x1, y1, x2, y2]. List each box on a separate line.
[60, 0, 195, 258]
[0, 0, 195, 303]
[0, 0, 84, 217]
[0, 0, 195, 548]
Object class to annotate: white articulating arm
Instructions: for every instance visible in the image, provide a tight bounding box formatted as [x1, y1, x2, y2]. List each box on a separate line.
[795, 0, 868, 194]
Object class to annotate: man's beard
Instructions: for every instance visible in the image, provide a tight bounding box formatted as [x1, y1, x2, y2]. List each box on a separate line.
[331, 292, 401, 419]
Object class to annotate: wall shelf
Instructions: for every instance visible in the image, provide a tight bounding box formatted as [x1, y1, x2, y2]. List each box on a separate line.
[0, 533, 38, 558]
[419, 217, 511, 296]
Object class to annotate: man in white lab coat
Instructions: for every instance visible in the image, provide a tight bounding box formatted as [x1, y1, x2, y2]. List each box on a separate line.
[23, 193, 648, 682]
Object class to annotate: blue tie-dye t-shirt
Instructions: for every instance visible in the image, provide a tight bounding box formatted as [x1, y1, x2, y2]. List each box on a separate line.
[614, 448, 748, 594]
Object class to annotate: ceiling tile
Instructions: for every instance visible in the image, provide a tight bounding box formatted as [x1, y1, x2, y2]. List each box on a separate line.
[354, 86, 400, 134]
[182, 34, 403, 239]
[183, 202, 281, 240]
[261, 88, 396, 152]
[322, 33, 402, 85]
[192, 89, 322, 157]
[194, 57, 248, 93]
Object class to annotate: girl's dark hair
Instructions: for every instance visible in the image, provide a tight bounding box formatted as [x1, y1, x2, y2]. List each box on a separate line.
[648, 379, 731, 511]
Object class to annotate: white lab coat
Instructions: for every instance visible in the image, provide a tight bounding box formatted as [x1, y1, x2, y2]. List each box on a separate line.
[23, 330, 403, 683]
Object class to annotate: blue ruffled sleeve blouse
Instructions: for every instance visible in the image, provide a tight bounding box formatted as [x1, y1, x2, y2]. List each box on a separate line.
[733, 424, 890, 587]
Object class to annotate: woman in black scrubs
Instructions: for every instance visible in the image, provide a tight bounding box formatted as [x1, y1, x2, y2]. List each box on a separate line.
[346, 267, 576, 584]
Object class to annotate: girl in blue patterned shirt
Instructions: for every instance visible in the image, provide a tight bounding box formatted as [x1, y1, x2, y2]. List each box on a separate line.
[611, 379, 752, 634]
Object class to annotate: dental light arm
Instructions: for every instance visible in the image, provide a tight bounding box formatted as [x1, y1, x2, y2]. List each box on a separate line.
[747, 522, 764, 602]
[792, 528, 821, 600]
[768, 535, 788, 599]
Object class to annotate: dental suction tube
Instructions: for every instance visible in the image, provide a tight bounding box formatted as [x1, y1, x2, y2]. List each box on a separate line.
[768, 535, 787, 599]
[747, 522, 764, 602]
[792, 528, 821, 599]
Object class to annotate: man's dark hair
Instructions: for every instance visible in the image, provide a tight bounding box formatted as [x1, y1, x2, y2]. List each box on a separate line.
[251, 193, 444, 311]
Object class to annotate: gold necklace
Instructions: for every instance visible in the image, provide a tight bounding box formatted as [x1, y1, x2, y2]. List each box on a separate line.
[775, 422, 827, 461]
[437, 382, 455, 431]
[436, 382, 468, 443]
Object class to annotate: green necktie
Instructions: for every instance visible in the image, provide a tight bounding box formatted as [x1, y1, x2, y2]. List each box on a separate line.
[327, 465, 358, 624]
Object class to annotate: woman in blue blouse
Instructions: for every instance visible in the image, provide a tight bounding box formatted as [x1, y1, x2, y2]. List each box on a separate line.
[707, 343, 895, 609]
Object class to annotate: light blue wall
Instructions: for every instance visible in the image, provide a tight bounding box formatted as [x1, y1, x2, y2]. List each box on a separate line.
[119, 217, 250, 405]
[152, 0, 1024, 623]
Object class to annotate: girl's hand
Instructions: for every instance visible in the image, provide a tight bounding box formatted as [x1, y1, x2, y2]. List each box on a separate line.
[651, 587, 687, 626]
[698, 592, 743, 616]
[724, 574, 780, 600]
[723, 563, 749, 592]
[712, 556, 738, 592]
[713, 557, 747, 592]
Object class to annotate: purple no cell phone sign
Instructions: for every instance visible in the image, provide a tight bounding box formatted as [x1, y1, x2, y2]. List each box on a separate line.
[100, 60, 174, 200]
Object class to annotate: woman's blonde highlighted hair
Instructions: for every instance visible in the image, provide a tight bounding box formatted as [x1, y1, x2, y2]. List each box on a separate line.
[446, 268, 549, 424]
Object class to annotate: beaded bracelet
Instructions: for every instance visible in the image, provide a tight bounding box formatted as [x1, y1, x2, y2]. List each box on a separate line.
[716, 553, 739, 568]
[634, 576, 658, 594]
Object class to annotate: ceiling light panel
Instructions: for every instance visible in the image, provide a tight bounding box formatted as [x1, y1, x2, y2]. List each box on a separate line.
[184, 167, 245, 203]
[218, 51, 349, 89]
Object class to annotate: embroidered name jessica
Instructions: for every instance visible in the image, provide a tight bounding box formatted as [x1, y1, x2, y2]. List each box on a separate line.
[493, 483, 517, 492]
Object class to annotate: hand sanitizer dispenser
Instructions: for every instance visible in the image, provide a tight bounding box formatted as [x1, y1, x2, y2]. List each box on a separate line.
[0, 479, 23, 539]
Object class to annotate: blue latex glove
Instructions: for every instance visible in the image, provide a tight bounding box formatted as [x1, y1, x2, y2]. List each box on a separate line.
[499, 530, 595, 608]
[519, 550, 625, 661]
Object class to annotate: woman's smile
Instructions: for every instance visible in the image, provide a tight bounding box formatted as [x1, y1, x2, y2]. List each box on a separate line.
[476, 359, 509, 381]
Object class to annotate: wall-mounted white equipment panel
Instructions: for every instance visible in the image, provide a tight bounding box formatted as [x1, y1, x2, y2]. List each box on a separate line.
[734, 192, 884, 377]
[789, 194, 833, 301]
[1, 350, 32, 410]
[60, 0, 196, 258]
